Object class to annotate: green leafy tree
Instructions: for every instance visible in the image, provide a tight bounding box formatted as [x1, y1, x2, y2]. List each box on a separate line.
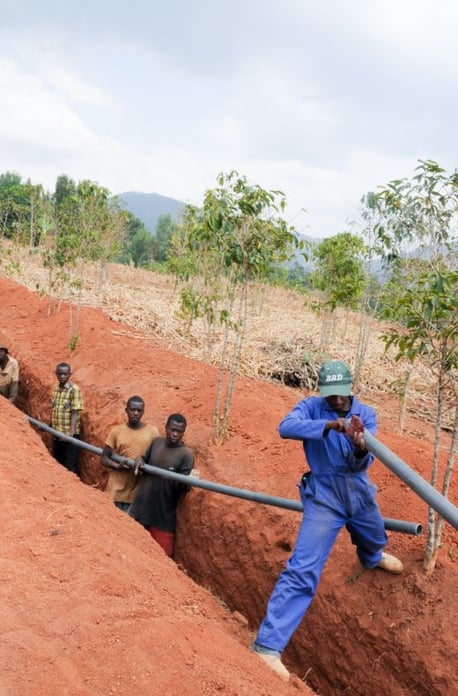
[309, 232, 367, 310]
[0, 171, 24, 238]
[174, 171, 301, 442]
[371, 160, 458, 573]
[43, 178, 127, 347]
[373, 159, 458, 263]
[117, 211, 154, 267]
[54, 180, 125, 268]
[128, 228, 155, 267]
[0, 171, 46, 245]
[0, 171, 22, 188]
[308, 231, 367, 352]
[152, 214, 177, 263]
[381, 265, 458, 573]
[53, 174, 77, 207]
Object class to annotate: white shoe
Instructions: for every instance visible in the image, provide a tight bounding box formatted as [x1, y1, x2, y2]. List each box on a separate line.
[255, 652, 290, 681]
[377, 552, 404, 574]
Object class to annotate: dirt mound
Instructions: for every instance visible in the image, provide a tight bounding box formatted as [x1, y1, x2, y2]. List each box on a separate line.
[1, 276, 457, 696]
[0, 396, 311, 695]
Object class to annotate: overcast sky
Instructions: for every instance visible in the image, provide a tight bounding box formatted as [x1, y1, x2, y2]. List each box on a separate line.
[2, 0, 457, 237]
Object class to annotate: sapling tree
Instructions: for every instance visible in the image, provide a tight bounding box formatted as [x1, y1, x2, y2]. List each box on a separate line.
[308, 231, 367, 353]
[0, 172, 46, 247]
[0, 171, 27, 239]
[371, 160, 458, 573]
[173, 171, 301, 442]
[152, 214, 177, 263]
[352, 192, 388, 392]
[43, 177, 126, 348]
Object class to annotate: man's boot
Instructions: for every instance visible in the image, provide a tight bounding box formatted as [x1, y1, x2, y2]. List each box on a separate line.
[255, 652, 290, 681]
[377, 552, 404, 574]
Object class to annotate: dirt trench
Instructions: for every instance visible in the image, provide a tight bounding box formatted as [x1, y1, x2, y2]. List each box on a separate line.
[1, 277, 457, 696]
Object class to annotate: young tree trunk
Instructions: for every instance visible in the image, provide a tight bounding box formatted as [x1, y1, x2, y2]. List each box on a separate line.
[29, 195, 37, 248]
[97, 258, 107, 297]
[220, 280, 248, 441]
[353, 308, 371, 391]
[319, 309, 332, 354]
[397, 365, 412, 435]
[214, 290, 235, 442]
[423, 366, 446, 574]
[428, 398, 458, 573]
[47, 267, 54, 317]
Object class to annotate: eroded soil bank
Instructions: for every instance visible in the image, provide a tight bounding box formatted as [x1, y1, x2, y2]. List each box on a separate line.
[1, 277, 457, 696]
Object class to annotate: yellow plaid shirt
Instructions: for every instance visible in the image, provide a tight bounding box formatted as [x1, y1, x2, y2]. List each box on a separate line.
[51, 382, 83, 434]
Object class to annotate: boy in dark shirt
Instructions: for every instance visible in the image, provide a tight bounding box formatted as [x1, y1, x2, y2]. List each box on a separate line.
[129, 413, 194, 557]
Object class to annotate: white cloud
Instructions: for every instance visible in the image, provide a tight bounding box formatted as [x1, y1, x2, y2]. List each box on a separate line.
[0, 60, 98, 152]
[45, 68, 118, 109]
[363, 0, 458, 53]
[1, 1, 457, 238]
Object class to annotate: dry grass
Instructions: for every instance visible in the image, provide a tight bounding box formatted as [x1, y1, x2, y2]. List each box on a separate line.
[1, 244, 444, 422]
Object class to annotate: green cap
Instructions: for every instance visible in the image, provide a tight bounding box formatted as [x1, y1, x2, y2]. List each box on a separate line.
[318, 360, 352, 397]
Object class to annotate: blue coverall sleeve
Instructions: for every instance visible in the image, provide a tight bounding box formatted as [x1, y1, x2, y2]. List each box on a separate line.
[346, 402, 377, 471]
[278, 399, 329, 441]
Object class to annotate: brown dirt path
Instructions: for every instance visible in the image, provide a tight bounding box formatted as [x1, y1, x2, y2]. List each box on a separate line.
[1, 277, 457, 696]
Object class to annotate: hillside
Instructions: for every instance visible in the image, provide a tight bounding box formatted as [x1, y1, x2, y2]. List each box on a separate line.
[117, 190, 186, 233]
[2, 245, 442, 425]
[0, 253, 457, 695]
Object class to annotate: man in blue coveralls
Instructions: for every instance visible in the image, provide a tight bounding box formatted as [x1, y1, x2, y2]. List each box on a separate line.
[252, 359, 403, 680]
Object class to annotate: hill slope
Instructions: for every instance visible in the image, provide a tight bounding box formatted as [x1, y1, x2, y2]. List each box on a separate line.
[0, 274, 456, 695]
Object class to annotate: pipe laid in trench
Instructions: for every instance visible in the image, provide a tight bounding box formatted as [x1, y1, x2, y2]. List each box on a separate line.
[363, 429, 458, 530]
[27, 415, 422, 536]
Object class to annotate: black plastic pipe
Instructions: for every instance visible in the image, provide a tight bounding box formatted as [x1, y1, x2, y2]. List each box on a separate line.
[363, 429, 458, 531]
[26, 415, 422, 535]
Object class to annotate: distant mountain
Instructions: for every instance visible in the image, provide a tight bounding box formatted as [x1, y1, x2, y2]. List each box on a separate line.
[116, 191, 186, 234]
[115, 194, 322, 273]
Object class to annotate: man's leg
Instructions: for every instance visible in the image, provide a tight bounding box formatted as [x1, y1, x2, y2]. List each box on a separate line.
[146, 525, 175, 557]
[346, 494, 387, 568]
[254, 500, 344, 653]
[58, 439, 81, 477]
[52, 437, 64, 464]
[348, 503, 404, 574]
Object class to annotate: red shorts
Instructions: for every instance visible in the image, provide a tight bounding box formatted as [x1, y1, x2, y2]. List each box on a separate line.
[146, 525, 175, 557]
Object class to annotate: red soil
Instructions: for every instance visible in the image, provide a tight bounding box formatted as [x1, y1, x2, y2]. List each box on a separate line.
[0, 277, 457, 696]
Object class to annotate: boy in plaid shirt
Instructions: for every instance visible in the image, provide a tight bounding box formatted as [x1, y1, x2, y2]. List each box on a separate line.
[51, 362, 84, 477]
